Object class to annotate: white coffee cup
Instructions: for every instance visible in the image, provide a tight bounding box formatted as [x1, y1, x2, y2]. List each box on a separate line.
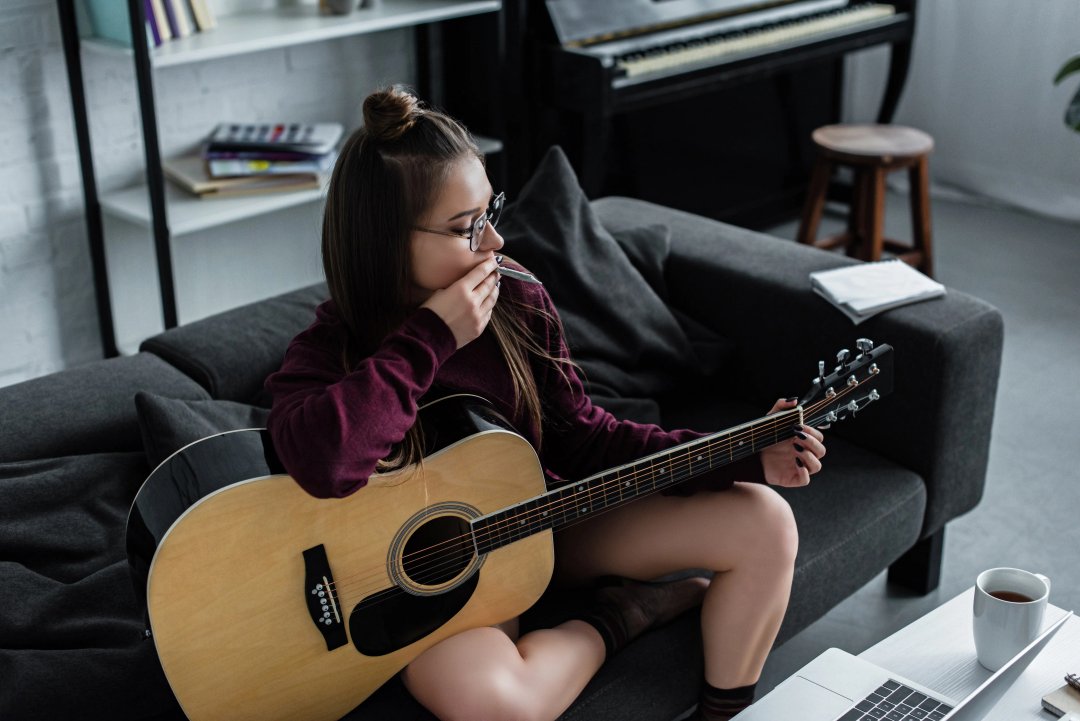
[973, 567, 1051, 671]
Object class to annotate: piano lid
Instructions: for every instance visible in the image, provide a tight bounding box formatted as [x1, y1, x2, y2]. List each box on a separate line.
[545, 0, 820, 48]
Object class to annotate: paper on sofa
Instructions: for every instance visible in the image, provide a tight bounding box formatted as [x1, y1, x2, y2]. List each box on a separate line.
[810, 259, 946, 324]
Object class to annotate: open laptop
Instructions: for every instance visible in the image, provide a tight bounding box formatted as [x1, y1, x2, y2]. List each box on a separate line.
[736, 610, 1072, 721]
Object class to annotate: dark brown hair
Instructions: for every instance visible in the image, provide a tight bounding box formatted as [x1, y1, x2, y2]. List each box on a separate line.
[321, 86, 572, 469]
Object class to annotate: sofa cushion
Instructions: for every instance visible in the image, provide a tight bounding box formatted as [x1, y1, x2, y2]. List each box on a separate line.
[140, 282, 328, 404]
[500, 147, 727, 422]
[135, 392, 269, 470]
[0, 451, 181, 720]
[0, 353, 210, 464]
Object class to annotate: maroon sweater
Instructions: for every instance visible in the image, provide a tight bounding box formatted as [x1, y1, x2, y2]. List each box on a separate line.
[265, 278, 764, 498]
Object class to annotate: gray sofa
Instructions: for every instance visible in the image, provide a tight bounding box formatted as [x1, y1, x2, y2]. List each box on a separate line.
[0, 194, 1003, 721]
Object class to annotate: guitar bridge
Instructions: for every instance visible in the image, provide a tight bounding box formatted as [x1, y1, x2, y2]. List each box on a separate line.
[303, 544, 347, 651]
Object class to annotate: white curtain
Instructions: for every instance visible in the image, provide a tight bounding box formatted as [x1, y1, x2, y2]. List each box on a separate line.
[843, 1, 1080, 223]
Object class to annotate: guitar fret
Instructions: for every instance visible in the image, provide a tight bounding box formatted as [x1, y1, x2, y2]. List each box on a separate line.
[562, 485, 576, 525]
[499, 507, 510, 547]
[475, 411, 807, 554]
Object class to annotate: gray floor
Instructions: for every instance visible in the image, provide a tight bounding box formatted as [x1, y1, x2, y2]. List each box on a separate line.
[756, 190, 1080, 695]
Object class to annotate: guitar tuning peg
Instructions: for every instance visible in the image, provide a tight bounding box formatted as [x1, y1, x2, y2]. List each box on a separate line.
[856, 338, 874, 354]
[815, 360, 825, 385]
[835, 348, 850, 372]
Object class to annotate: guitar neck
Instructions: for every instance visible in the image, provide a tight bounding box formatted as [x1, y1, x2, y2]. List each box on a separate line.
[472, 408, 802, 555]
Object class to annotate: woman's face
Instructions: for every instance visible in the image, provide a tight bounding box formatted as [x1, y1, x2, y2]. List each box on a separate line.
[409, 155, 504, 302]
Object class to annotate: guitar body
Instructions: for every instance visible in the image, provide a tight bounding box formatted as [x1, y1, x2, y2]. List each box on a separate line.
[127, 396, 551, 721]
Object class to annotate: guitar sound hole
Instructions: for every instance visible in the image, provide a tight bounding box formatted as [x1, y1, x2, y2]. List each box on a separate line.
[401, 516, 474, 587]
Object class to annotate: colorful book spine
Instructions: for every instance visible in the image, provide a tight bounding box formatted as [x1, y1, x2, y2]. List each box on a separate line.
[207, 152, 336, 178]
[174, 0, 198, 36]
[149, 0, 173, 42]
[188, 0, 217, 31]
[144, 0, 162, 46]
[164, 0, 192, 38]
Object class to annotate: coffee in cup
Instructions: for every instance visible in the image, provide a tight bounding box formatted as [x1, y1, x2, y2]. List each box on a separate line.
[973, 567, 1050, 671]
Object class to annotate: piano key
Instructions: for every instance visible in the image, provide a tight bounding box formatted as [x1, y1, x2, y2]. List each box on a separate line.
[615, 4, 897, 81]
[576, 0, 848, 58]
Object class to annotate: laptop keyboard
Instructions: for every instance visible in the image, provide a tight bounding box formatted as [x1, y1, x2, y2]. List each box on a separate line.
[836, 679, 954, 721]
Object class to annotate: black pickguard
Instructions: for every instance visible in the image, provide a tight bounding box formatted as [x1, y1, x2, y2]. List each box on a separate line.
[348, 573, 480, 656]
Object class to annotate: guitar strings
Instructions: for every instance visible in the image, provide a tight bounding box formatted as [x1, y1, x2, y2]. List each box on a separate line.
[384, 406, 800, 565]
[324, 394, 847, 609]
[365, 392, 827, 575]
[324, 406, 800, 595]
[326, 386, 857, 599]
[325, 383, 863, 601]
[327, 386, 857, 597]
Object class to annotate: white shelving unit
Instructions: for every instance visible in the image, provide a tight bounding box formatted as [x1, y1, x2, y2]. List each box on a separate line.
[63, 0, 502, 356]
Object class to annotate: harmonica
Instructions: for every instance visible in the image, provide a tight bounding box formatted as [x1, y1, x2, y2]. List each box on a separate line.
[497, 266, 543, 284]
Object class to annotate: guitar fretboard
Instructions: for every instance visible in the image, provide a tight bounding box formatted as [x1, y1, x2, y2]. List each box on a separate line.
[472, 409, 800, 555]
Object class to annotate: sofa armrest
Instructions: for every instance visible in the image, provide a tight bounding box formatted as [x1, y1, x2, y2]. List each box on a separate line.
[592, 197, 1004, 539]
[140, 283, 328, 404]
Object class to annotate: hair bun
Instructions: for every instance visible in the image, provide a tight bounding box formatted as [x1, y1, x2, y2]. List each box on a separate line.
[362, 86, 422, 142]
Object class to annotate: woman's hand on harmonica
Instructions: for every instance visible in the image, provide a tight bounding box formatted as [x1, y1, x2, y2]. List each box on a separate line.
[422, 258, 501, 349]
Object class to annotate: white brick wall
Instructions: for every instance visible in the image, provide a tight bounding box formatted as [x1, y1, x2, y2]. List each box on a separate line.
[0, 0, 415, 388]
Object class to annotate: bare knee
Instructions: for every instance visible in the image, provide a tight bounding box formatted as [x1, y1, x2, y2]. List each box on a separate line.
[483, 671, 551, 721]
[737, 483, 799, 567]
[404, 629, 549, 721]
[434, 671, 546, 721]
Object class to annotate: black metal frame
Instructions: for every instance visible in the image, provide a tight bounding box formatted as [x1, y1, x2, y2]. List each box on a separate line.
[57, 0, 118, 357]
[57, 0, 177, 358]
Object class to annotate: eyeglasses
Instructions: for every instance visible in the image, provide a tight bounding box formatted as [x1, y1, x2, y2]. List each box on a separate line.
[414, 192, 505, 251]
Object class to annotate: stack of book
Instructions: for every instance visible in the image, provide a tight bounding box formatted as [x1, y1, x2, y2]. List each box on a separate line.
[810, 259, 946, 324]
[164, 122, 343, 199]
[143, 0, 217, 47]
[82, 0, 216, 49]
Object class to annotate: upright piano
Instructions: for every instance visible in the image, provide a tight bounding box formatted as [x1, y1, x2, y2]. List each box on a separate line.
[509, 0, 917, 208]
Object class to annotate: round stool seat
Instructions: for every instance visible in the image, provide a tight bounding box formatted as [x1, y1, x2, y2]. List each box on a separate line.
[797, 123, 936, 277]
[812, 124, 934, 165]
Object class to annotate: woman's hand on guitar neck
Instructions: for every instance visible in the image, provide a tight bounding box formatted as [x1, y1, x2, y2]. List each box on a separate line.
[760, 397, 826, 488]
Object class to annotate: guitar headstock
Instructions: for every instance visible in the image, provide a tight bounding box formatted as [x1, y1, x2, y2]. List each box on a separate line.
[799, 339, 893, 429]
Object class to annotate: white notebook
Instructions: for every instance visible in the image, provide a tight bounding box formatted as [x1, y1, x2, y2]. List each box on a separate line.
[810, 260, 946, 324]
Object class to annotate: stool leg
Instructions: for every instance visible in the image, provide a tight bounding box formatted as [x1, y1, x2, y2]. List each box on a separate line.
[797, 158, 832, 246]
[909, 155, 934, 277]
[860, 167, 887, 263]
[847, 169, 868, 258]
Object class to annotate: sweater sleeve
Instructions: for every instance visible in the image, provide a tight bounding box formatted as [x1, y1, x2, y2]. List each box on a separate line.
[265, 305, 457, 498]
[528, 287, 766, 490]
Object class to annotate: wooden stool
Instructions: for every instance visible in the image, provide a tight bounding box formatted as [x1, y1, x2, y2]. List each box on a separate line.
[797, 124, 935, 277]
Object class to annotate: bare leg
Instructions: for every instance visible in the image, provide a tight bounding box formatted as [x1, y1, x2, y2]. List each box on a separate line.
[402, 619, 605, 721]
[403, 578, 708, 720]
[554, 483, 798, 689]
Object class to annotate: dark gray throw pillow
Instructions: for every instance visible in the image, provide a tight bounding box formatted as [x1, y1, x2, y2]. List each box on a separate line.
[499, 146, 727, 422]
[134, 392, 269, 470]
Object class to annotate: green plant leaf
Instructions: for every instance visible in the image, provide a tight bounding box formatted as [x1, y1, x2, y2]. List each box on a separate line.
[1067, 88, 1080, 131]
[1054, 54, 1080, 84]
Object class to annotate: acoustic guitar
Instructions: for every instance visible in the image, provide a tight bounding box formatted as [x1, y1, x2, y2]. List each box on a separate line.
[126, 339, 892, 721]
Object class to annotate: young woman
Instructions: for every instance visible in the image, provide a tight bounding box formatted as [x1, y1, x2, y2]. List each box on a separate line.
[266, 86, 826, 721]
